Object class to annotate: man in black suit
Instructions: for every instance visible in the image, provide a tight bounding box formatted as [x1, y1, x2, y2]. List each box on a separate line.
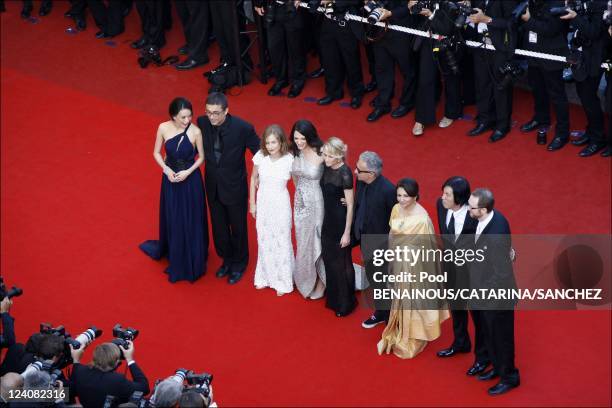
[435, 177, 485, 367]
[352, 152, 396, 329]
[467, 0, 519, 143]
[174, 0, 211, 70]
[197, 93, 260, 285]
[467, 188, 520, 396]
[70, 341, 150, 407]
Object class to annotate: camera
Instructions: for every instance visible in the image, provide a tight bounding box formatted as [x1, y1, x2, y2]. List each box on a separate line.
[497, 61, 525, 90]
[111, 324, 139, 356]
[448, 2, 478, 28]
[40, 323, 103, 367]
[512, 0, 529, 22]
[434, 37, 461, 75]
[137, 46, 162, 69]
[410, 0, 434, 15]
[364, 0, 385, 24]
[0, 277, 23, 299]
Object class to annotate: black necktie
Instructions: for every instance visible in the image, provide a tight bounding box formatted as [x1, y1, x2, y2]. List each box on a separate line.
[448, 213, 455, 235]
[213, 126, 223, 163]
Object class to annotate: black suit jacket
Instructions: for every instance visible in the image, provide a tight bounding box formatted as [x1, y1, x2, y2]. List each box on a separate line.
[196, 114, 260, 206]
[571, 0, 607, 78]
[71, 362, 150, 408]
[467, 0, 519, 64]
[521, 0, 569, 70]
[469, 210, 518, 309]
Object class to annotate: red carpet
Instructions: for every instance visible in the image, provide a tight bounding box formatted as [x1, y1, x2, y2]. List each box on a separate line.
[1, 3, 611, 407]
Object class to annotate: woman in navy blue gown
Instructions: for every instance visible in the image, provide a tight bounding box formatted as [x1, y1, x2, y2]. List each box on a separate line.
[140, 97, 208, 282]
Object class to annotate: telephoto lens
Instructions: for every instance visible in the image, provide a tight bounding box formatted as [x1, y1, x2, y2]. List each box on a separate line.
[537, 128, 547, 145]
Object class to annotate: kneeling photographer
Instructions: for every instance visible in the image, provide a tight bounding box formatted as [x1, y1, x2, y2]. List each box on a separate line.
[70, 326, 149, 407]
[149, 369, 215, 408]
[558, 0, 608, 156]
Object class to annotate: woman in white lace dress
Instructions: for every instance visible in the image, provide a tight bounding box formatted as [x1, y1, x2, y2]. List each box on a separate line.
[289, 120, 326, 299]
[249, 125, 295, 295]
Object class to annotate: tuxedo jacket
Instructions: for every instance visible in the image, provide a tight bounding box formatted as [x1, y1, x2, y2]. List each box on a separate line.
[70, 362, 150, 407]
[521, 0, 569, 70]
[196, 114, 260, 206]
[469, 210, 518, 309]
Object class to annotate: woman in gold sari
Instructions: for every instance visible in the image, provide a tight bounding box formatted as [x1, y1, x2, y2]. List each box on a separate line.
[378, 178, 449, 359]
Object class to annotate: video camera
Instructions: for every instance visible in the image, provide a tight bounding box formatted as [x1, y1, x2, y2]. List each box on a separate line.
[111, 324, 139, 358]
[39, 323, 103, 368]
[0, 276, 23, 300]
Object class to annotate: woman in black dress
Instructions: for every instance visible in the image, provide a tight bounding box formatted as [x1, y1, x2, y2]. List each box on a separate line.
[320, 137, 356, 317]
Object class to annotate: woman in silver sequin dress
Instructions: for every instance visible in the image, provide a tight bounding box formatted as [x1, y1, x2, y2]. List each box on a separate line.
[289, 120, 326, 299]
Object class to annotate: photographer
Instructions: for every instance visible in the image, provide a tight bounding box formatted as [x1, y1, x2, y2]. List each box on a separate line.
[0, 333, 64, 377]
[151, 370, 215, 408]
[17, 371, 66, 407]
[0, 297, 15, 351]
[179, 391, 216, 408]
[519, 0, 572, 151]
[315, 0, 366, 109]
[467, 0, 519, 142]
[560, 0, 608, 156]
[365, 0, 418, 122]
[70, 341, 150, 407]
[255, 0, 307, 98]
[408, 0, 464, 136]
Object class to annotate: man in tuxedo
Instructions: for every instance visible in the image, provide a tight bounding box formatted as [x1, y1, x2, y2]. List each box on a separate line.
[467, 188, 520, 396]
[435, 177, 485, 366]
[467, 0, 519, 143]
[352, 152, 396, 329]
[70, 342, 150, 407]
[197, 93, 260, 285]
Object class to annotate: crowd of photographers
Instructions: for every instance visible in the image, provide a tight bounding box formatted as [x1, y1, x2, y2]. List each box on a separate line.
[0, 279, 216, 408]
[2, 0, 610, 156]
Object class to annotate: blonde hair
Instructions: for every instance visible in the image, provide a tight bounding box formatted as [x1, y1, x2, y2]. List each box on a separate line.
[322, 137, 347, 160]
[260, 124, 290, 156]
[92, 343, 121, 372]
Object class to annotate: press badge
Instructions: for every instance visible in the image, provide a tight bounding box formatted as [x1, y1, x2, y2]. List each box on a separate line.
[529, 31, 537, 43]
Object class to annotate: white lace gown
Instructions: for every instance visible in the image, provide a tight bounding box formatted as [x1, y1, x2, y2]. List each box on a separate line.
[253, 151, 295, 293]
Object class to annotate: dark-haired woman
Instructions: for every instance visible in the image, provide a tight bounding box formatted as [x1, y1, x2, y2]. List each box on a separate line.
[140, 97, 209, 282]
[290, 120, 326, 299]
[377, 178, 449, 358]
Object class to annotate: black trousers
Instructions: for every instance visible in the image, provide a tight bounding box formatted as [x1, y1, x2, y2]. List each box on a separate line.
[365, 42, 376, 82]
[415, 42, 438, 125]
[68, 0, 87, 17]
[481, 309, 520, 385]
[208, 196, 249, 273]
[607, 72, 612, 146]
[372, 31, 417, 109]
[527, 66, 570, 138]
[575, 74, 605, 144]
[473, 49, 513, 132]
[135, 0, 165, 48]
[320, 18, 364, 98]
[450, 309, 488, 364]
[266, 9, 306, 84]
[88, 0, 125, 36]
[210, 1, 251, 67]
[174, 0, 210, 62]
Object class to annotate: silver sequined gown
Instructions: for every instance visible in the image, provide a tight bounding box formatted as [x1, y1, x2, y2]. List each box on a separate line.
[292, 154, 326, 298]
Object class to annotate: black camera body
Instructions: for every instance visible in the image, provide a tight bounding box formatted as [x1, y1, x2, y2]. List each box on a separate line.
[434, 37, 461, 75]
[137, 46, 162, 69]
[40, 323, 103, 368]
[498, 61, 525, 90]
[0, 277, 23, 299]
[449, 2, 477, 28]
[410, 0, 434, 15]
[111, 324, 139, 358]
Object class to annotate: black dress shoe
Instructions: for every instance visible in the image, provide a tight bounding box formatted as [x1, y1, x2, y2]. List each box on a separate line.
[547, 136, 569, 151]
[39, 1, 52, 16]
[228, 271, 244, 285]
[488, 381, 519, 396]
[489, 129, 509, 143]
[468, 123, 493, 137]
[437, 346, 470, 358]
[601, 146, 611, 157]
[364, 80, 377, 93]
[308, 67, 324, 79]
[571, 134, 589, 146]
[521, 119, 548, 133]
[215, 265, 230, 278]
[317, 95, 342, 105]
[21, 6, 32, 18]
[391, 104, 412, 119]
[579, 142, 607, 157]
[287, 82, 304, 98]
[176, 58, 207, 70]
[367, 107, 391, 122]
[478, 369, 499, 381]
[178, 45, 188, 55]
[268, 81, 289, 96]
[131, 37, 147, 49]
[350, 96, 362, 109]
[466, 361, 489, 376]
[75, 17, 87, 31]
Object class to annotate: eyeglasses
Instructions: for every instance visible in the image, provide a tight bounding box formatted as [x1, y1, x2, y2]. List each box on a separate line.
[322, 152, 341, 159]
[355, 167, 374, 174]
[206, 110, 225, 117]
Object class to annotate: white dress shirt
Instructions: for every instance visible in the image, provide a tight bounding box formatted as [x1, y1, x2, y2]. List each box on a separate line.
[475, 210, 495, 242]
[446, 205, 469, 240]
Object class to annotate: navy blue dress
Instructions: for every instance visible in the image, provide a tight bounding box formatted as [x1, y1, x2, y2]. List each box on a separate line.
[140, 124, 209, 282]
